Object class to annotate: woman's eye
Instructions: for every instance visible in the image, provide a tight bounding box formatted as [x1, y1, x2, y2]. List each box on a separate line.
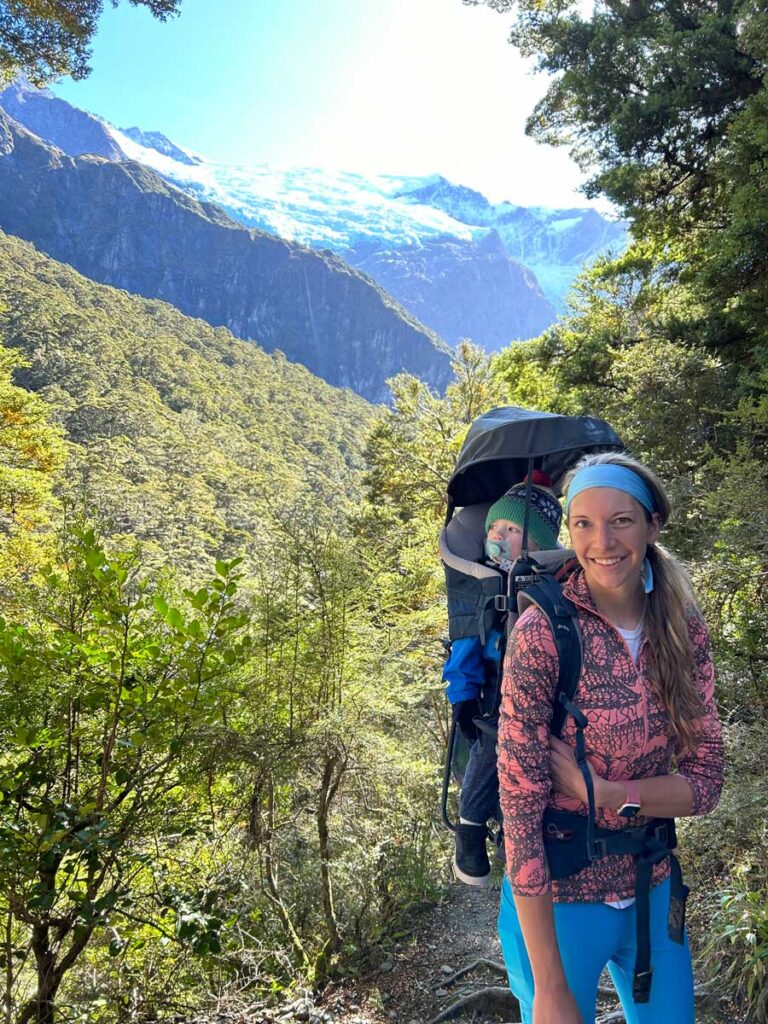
[572, 519, 589, 529]
[613, 516, 633, 526]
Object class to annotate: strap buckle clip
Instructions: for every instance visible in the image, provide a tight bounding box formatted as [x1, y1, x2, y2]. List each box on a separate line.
[652, 822, 669, 846]
[494, 594, 508, 612]
[588, 838, 608, 861]
[633, 968, 653, 1003]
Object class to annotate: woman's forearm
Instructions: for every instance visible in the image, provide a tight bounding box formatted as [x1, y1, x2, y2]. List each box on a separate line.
[513, 891, 569, 993]
[597, 773, 694, 818]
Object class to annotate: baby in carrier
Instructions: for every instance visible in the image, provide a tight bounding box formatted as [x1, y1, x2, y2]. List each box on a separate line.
[443, 472, 563, 885]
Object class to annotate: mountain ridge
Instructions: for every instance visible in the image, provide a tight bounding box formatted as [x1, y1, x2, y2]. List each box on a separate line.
[0, 81, 627, 339]
[0, 106, 452, 402]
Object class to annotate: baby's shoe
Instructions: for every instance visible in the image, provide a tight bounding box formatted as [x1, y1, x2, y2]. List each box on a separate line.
[452, 823, 491, 886]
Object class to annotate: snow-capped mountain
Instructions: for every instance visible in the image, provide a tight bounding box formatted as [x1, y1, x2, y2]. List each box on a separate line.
[99, 124, 625, 337]
[1, 79, 628, 351]
[0, 103, 453, 403]
[105, 124, 482, 250]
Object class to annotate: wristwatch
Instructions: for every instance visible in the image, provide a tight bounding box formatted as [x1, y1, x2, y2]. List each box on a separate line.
[617, 780, 642, 818]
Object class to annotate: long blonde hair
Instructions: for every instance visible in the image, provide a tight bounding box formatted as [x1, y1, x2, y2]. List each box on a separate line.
[563, 452, 703, 753]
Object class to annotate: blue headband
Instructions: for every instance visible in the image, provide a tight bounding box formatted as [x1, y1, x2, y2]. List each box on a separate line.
[565, 465, 656, 515]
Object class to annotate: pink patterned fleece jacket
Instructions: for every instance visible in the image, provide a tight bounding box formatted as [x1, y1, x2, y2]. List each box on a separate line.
[498, 568, 724, 902]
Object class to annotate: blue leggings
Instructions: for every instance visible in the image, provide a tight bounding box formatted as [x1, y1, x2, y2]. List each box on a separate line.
[498, 876, 694, 1024]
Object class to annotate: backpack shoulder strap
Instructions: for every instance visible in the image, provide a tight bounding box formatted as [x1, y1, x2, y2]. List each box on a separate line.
[517, 575, 582, 738]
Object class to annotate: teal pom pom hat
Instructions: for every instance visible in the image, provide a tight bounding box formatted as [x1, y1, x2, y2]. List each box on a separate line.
[485, 471, 563, 550]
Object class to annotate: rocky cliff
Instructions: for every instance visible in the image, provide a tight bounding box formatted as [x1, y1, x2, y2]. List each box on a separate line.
[0, 110, 451, 402]
[347, 230, 554, 350]
[0, 78, 124, 160]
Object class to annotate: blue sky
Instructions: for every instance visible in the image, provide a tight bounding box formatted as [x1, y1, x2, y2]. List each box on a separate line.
[52, 0, 596, 207]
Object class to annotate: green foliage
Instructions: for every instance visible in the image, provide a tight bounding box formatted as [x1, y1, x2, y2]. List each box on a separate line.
[468, 0, 768, 365]
[0, 229, 447, 1018]
[0, 525, 251, 1022]
[0, 339, 65, 588]
[0, 1, 183, 86]
[494, 257, 729, 483]
[0, 231, 372, 574]
[213, 513, 446, 990]
[365, 341, 506, 524]
[705, 863, 768, 1022]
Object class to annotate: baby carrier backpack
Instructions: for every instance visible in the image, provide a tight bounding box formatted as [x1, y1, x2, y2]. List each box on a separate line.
[439, 406, 687, 1004]
[439, 404, 624, 832]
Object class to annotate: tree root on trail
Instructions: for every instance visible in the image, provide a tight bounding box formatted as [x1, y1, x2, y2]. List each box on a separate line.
[427, 960, 716, 1023]
[426, 986, 520, 1023]
[432, 958, 507, 990]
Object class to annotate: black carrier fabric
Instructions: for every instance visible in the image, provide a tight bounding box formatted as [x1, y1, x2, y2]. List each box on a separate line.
[445, 564, 503, 644]
[446, 406, 623, 510]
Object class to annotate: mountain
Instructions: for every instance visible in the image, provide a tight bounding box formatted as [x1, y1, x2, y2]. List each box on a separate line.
[0, 82, 627, 349]
[0, 228, 373, 570]
[121, 126, 202, 166]
[395, 177, 628, 310]
[348, 230, 554, 348]
[0, 77, 124, 160]
[0, 107, 452, 403]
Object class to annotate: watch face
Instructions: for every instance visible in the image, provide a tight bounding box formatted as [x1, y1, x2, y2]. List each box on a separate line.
[617, 802, 641, 818]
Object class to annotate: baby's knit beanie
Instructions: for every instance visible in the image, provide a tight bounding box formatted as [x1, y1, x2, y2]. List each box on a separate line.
[485, 470, 563, 549]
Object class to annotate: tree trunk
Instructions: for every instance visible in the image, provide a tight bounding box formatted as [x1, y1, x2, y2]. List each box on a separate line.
[18, 924, 58, 1024]
[317, 753, 344, 955]
[261, 774, 311, 970]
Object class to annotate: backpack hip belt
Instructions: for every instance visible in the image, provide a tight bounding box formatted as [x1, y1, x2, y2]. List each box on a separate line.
[543, 807, 689, 1003]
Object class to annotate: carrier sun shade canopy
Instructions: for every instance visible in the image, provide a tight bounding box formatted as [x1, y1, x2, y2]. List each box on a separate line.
[447, 406, 624, 509]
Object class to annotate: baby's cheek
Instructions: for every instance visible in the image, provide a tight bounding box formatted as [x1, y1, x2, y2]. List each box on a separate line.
[507, 535, 524, 559]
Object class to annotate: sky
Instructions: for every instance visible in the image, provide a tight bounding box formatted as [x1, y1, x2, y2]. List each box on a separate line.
[52, 0, 596, 208]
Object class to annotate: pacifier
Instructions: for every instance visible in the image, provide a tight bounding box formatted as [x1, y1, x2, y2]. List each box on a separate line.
[485, 537, 512, 563]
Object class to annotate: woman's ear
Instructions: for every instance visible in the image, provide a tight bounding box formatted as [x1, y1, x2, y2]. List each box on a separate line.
[648, 512, 662, 544]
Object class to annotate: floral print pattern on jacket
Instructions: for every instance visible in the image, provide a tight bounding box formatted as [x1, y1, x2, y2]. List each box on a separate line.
[498, 568, 724, 901]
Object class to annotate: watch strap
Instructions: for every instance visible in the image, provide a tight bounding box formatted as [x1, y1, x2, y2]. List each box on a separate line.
[624, 780, 641, 808]
[617, 779, 642, 816]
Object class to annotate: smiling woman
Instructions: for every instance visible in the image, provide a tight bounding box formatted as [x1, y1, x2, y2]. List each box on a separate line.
[495, 450, 724, 1024]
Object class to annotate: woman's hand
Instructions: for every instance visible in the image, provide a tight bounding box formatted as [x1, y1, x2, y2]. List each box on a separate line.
[533, 985, 583, 1024]
[549, 735, 603, 804]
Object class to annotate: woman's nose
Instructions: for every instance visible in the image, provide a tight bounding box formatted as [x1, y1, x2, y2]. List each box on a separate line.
[595, 523, 615, 549]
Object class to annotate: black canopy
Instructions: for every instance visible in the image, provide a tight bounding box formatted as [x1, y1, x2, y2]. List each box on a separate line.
[446, 406, 623, 508]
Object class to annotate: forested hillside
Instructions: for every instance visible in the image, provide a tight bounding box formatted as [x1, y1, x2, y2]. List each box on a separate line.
[0, 230, 372, 569]
[0, 227, 451, 1024]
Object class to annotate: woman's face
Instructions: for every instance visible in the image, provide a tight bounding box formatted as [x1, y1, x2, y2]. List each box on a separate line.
[567, 487, 660, 599]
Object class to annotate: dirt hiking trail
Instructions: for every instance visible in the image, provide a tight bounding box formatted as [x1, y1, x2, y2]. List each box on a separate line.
[237, 879, 752, 1024]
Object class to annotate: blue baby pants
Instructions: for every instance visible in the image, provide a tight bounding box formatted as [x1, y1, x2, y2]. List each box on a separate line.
[498, 875, 694, 1024]
[459, 713, 501, 824]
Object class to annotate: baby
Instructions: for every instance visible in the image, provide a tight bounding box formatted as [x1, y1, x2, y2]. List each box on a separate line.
[443, 473, 563, 885]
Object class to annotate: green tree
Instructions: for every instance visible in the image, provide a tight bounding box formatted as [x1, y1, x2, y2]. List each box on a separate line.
[0, 1, 183, 85]
[364, 341, 506, 528]
[466, 0, 768, 364]
[0, 527, 250, 1023]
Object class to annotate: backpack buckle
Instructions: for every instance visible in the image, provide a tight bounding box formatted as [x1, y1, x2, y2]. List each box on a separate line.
[588, 838, 608, 861]
[633, 968, 653, 1003]
[494, 595, 508, 612]
[652, 823, 669, 846]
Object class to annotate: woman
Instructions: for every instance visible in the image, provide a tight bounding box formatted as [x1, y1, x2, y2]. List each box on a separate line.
[496, 452, 724, 1024]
